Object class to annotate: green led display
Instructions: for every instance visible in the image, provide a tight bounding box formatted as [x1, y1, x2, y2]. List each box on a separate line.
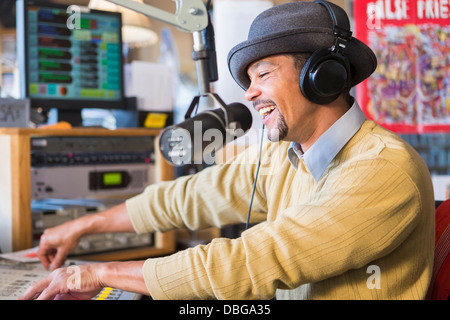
[103, 172, 122, 186]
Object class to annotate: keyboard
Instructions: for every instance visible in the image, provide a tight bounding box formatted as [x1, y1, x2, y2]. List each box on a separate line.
[0, 258, 140, 300]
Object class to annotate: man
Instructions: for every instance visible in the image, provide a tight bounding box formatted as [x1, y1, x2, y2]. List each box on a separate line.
[21, 1, 435, 300]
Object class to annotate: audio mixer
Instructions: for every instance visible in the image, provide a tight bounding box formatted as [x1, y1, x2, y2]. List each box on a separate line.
[30, 135, 156, 199]
[28, 135, 158, 256]
[0, 258, 140, 300]
[31, 198, 154, 256]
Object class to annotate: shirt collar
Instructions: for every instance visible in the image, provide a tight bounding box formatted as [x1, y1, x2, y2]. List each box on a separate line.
[287, 101, 366, 181]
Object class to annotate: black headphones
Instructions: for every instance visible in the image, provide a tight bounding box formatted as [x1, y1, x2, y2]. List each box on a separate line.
[299, 0, 353, 105]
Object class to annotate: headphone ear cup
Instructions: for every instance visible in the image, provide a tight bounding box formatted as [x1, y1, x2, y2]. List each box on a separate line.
[299, 52, 317, 100]
[299, 48, 350, 105]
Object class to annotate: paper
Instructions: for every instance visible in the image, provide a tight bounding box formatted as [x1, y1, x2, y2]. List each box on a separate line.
[124, 61, 175, 112]
[432, 175, 450, 201]
[0, 247, 40, 263]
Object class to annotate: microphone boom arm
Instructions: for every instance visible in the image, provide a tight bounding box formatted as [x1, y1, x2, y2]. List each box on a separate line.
[106, 0, 208, 32]
[106, 0, 212, 93]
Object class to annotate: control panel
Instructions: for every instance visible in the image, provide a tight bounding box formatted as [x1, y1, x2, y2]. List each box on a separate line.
[30, 136, 156, 199]
[0, 258, 140, 300]
[0, 127, 175, 257]
[28, 135, 158, 257]
[31, 198, 153, 256]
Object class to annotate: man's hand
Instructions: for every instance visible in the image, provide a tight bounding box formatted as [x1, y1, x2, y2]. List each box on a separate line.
[19, 264, 104, 300]
[37, 220, 84, 271]
[37, 203, 135, 271]
[19, 261, 149, 300]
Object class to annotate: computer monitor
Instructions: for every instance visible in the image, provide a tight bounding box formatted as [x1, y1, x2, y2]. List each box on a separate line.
[16, 0, 126, 126]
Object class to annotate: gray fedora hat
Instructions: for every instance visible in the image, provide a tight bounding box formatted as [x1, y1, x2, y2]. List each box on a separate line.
[227, 1, 377, 91]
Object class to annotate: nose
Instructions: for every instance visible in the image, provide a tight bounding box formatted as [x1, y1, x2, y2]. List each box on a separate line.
[244, 81, 261, 102]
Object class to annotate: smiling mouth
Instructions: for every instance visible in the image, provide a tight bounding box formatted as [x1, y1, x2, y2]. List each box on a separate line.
[259, 105, 276, 118]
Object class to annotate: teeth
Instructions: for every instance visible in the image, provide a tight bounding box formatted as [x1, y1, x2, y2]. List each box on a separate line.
[259, 106, 276, 117]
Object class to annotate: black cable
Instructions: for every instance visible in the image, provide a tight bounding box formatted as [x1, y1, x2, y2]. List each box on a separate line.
[205, 0, 212, 10]
[245, 125, 265, 230]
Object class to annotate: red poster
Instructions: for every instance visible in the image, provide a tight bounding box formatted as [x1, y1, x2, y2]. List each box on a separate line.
[353, 0, 450, 133]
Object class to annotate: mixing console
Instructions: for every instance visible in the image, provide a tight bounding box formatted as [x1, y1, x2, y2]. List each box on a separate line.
[0, 258, 139, 300]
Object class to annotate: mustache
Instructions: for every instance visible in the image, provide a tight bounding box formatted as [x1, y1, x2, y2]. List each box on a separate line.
[253, 99, 277, 109]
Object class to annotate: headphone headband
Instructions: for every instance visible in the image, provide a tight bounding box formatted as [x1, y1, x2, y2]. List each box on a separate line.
[314, 0, 352, 54]
[314, 0, 352, 37]
[299, 1, 353, 104]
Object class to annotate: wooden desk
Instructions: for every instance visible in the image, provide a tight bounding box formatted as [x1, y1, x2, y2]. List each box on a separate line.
[0, 127, 175, 260]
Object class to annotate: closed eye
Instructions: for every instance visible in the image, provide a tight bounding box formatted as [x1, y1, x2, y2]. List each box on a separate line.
[259, 71, 270, 79]
[247, 59, 278, 82]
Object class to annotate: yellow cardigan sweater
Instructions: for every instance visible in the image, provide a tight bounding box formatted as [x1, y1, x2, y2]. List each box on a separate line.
[126, 120, 435, 300]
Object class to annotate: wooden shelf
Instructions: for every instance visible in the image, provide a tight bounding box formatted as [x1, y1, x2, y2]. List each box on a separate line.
[0, 127, 175, 260]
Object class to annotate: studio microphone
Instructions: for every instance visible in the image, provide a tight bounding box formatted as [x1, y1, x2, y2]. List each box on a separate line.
[159, 5, 252, 166]
[159, 102, 253, 166]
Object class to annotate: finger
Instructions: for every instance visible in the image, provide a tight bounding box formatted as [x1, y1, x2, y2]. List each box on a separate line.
[36, 287, 59, 300]
[37, 243, 53, 271]
[38, 252, 51, 271]
[50, 250, 67, 271]
[19, 277, 51, 300]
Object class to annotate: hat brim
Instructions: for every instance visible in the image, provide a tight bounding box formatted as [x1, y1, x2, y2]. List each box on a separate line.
[227, 28, 378, 91]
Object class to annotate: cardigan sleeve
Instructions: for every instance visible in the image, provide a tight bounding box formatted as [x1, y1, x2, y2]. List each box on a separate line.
[141, 156, 427, 300]
[125, 144, 269, 234]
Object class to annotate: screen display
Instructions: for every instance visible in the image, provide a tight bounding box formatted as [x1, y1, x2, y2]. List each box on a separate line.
[89, 170, 130, 190]
[26, 5, 122, 101]
[17, 0, 125, 112]
[102, 172, 123, 186]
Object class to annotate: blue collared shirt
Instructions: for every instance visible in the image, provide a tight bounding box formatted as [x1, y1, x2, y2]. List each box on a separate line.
[287, 101, 367, 181]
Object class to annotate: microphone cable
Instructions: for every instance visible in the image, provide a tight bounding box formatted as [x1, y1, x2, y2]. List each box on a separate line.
[245, 124, 265, 230]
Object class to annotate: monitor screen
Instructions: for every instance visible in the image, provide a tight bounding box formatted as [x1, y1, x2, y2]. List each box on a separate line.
[16, 0, 126, 124]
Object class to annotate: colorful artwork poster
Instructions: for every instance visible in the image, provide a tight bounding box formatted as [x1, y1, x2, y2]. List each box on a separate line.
[353, 0, 450, 133]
